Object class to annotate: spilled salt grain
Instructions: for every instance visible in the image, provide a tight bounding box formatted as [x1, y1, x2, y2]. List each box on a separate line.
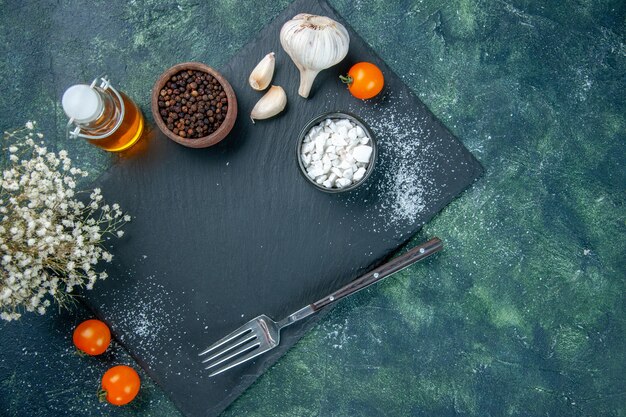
[345, 91, 438, 230]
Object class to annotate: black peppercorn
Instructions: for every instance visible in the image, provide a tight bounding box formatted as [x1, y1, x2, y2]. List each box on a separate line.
[158, 69, 228, 139]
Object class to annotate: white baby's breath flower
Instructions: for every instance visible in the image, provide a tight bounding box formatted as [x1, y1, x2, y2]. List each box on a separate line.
[0, 288, 12, 300]
[1, 123, 129, 321]
[1, 311, 19, 321]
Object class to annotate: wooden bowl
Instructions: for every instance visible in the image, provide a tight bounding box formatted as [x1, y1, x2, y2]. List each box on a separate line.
[151, 62, 237, 148]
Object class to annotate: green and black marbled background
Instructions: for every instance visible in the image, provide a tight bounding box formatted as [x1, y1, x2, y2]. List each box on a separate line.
[1, 0, 624, 416]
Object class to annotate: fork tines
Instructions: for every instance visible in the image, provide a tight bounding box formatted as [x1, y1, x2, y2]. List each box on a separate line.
[198, 325, 262, 377]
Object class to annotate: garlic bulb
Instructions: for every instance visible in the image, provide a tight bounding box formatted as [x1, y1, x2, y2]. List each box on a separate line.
[280, 14, 350, 98]
[249, 52, 275, 91]
[250, 85, 287, 123]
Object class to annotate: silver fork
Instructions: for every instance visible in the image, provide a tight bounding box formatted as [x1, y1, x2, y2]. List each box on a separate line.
[199, 237, 443, 376]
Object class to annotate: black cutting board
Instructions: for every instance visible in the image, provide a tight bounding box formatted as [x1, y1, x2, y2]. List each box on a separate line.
[85, 0, 483, 416]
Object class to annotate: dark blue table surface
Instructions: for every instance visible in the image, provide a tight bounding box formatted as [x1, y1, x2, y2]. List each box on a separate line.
[1, 0, 625, 416]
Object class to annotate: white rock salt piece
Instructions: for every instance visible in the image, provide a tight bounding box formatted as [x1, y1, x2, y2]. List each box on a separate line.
[355, 126, 365, 138]
[353, 167, 366, 182]
[339, 159, 352, 170]
[302, 141, 314, 154]
[331, 134, 347, 147]
[329, 123, 338, 133]
[302, 153, 311, 166]
[322, 154, 331, 165]
[335, 119, 352, 129]
[348, 136, 360, 148]
[331, 167, 343, 177]
[324, 118, 332, 126]
[322, 162, 331, 174]
[352, 145, 373, 163]
[311, 153, 321, 161]
[308, 161, 324, 176]
[343, 168, 353, 180]
[337, 126, 348, 137]
[328, 152, 338, 160]
[328, 173, 337, 183]
[315, 174, 328, 184]
[315, 136, 326, 153]
[348, 128, 358, 141]
[331, 159, 341, 167]
[326, 138, 333, 147]
[326, 145, 336, 154]
[359, 136, 369, 145]
[336, 178, 351, 188]
[323, 179, 332, 188]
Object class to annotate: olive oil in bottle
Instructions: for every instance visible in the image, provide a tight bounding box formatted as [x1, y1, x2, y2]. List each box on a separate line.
[62, 76, 144, 152]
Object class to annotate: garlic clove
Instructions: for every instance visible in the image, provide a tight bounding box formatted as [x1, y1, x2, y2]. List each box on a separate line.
[250, 85, 287, 123]
[249, 52, 275, 91]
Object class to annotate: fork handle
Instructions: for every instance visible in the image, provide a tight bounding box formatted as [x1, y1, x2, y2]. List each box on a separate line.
[311, 237, 443, 311]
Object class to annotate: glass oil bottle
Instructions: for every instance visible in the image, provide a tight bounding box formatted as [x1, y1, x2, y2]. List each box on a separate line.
[62, 76, 144, 152]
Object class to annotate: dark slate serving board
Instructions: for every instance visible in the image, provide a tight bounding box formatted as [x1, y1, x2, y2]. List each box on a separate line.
[85, 0, 483, 416]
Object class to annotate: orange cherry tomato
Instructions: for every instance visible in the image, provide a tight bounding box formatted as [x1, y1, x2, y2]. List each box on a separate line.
[340, 62, 384, 100]
[100, 365, 141, 406]
[73, 319, 111, 355]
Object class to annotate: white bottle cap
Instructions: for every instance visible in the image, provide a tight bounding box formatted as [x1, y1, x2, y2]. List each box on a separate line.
[62, 84, 103, 123]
